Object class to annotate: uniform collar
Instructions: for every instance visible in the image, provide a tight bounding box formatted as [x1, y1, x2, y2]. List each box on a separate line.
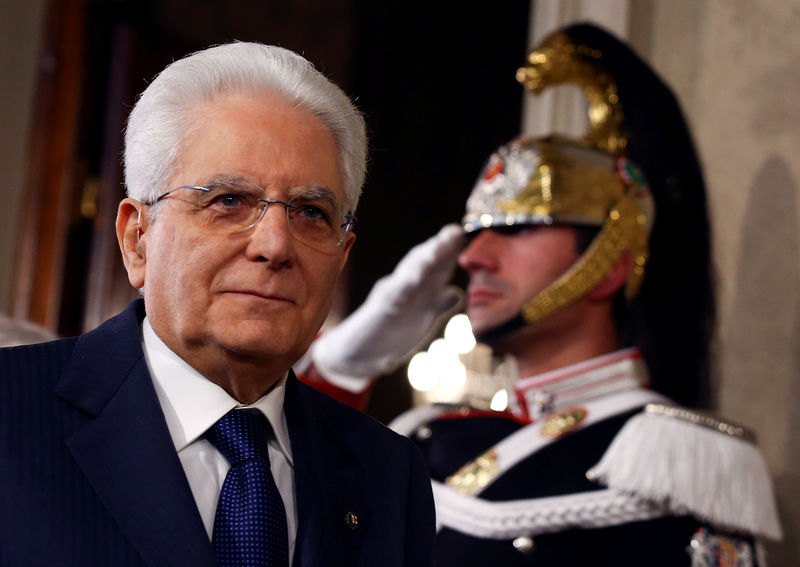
[511, 348, 648, 422]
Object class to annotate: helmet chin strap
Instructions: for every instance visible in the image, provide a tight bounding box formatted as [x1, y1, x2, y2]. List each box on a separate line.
[523, 190, 647, 326]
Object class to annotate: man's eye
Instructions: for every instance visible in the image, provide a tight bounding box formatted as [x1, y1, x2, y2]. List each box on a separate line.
[209, 193, 246, 208]
[297, 205, 330, 222]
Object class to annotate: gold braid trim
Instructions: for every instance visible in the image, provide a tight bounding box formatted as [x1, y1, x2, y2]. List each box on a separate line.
[522, 190, 648, 325]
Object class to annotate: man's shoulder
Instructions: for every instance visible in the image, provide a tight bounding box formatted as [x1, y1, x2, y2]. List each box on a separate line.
[588, 403, 782, 541]
[0, 338, 81, 422]
[0, 336, 79, 373]
[0, 302, 145, 408]
[0, 301, 144, 364]
[293, 377, 403, 435]
[290, 375, 419, 460]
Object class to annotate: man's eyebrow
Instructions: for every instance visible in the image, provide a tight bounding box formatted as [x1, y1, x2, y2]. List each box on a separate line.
[287, 185, 338, 204]
[203, 175, 253, 190]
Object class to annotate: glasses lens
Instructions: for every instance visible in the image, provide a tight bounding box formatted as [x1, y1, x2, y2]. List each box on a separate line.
[193, 187, 262, 230]
[285, 196, 344, 253]
[164, 186, 261, 231]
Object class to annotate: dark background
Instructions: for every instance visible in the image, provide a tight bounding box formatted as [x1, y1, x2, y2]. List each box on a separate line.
[59, 0, 531, 422]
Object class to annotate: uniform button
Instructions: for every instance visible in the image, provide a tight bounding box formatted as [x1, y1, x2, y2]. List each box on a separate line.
[512, 536, 535, 554]
[344, 511, 359, 530]
[415, 426, 432, 440]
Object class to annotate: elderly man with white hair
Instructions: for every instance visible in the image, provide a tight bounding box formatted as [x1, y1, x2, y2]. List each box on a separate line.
[0, 42, 434, 567]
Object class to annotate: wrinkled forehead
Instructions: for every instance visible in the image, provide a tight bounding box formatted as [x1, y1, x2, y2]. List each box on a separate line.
[462, 136, 629, 234]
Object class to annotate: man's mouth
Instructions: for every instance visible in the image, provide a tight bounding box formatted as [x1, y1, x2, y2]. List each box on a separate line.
[224, 290, 294, 303]
[467, 287, 503, 305]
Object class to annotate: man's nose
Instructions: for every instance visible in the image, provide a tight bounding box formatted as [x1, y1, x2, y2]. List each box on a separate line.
[245, 203, 296, 264]
[458, 229, 499, 272]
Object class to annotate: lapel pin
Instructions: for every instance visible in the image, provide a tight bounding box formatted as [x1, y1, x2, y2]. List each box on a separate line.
[344, 511, 359, 531]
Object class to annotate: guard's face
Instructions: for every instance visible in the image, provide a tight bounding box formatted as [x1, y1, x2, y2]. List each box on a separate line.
[128, 92, 353, 374]
[458, 225, 579, 337]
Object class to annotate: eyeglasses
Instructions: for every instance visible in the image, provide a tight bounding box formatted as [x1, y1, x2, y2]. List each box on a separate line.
[147, 184, 356, 255]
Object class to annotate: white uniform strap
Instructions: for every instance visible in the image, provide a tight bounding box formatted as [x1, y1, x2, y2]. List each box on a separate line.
[388, 404, 449, 436]
[432, 481, 669, 539]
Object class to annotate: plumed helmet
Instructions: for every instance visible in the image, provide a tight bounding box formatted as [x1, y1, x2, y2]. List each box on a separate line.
[462, 23, 713, 407]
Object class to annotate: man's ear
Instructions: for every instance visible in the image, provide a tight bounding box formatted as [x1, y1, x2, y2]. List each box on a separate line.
[339, 231, 356, 268]
[587, 251, 632, 300]
[116, 198, 148, 290]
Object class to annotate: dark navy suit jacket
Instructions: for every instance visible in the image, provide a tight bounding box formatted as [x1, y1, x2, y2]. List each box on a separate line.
[0, 300, 435, 567]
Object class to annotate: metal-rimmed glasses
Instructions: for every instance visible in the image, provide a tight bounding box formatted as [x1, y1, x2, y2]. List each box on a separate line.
[146, 184, 356, 255]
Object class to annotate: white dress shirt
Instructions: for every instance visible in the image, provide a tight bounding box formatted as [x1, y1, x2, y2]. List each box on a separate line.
[141, 317, 297, 563]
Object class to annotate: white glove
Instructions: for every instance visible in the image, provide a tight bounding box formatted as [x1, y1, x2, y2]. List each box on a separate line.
[307, 224, 466, 392]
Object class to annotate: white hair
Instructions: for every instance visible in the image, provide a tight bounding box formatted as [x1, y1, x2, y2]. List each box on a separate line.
[124, 42, 367, 213]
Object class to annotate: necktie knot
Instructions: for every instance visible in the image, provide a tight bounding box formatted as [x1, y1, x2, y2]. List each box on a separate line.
[206, 408, 271, 466]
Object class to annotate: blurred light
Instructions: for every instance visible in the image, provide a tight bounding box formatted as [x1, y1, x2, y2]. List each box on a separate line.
[408, 352, 438, 391]
[428, 338, 466, 393]
[490, 389, 508, 411]
[409, 320, 476, 400]
[439, 360, 466, 392]
[428, 338, 452, 358]
[443, 314, 476, 354]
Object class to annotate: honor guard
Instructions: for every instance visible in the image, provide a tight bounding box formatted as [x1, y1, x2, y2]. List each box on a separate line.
[297, 23, 782, 566]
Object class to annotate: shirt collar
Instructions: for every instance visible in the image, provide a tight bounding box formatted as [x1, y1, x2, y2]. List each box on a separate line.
[142, 317, 293, 465]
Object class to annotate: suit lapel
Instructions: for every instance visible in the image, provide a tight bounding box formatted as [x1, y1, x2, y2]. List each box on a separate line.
[285, 373, 366, 567]
[55, 301, 216, 567]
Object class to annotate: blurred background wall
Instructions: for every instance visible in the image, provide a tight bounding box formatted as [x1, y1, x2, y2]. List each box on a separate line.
[1, 0, 798, 562]
[630, 3, 800, 563]
[0, 0, 47, 318]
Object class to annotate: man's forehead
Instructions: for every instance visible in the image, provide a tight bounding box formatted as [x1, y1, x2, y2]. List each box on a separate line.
[172, 95, 345, 196]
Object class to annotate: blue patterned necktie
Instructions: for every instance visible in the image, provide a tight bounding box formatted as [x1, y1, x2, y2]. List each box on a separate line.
[205, 409, 289, 567]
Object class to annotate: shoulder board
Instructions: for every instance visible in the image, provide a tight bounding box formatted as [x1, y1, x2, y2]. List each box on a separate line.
[587, 403, 782, 541]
